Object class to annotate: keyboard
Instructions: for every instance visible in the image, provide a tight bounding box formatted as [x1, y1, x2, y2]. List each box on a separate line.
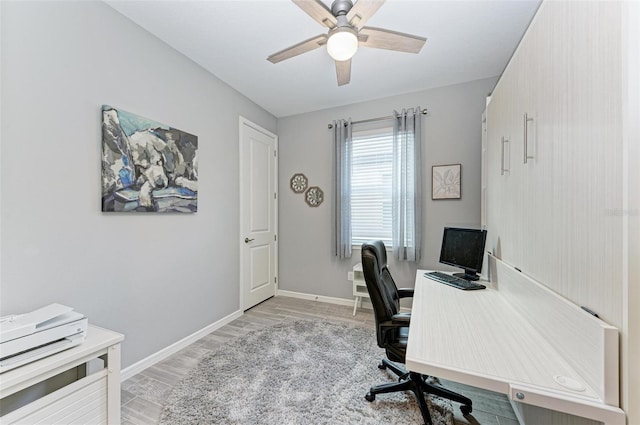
[424, 271, 486, 291]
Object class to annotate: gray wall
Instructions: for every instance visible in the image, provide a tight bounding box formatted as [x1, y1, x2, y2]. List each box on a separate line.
[277, 77, 496, 298]
[0, 1, 276, 368]
[0, 0, 495, 369]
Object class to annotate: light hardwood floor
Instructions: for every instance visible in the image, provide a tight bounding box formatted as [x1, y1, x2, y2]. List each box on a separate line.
[121, 296, 518, 425]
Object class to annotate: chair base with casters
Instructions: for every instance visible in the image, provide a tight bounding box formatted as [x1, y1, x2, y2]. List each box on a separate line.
[365, 358, 472, 425]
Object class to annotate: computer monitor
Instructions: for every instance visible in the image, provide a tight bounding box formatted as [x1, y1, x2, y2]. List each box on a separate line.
[439, 227, 487, 281]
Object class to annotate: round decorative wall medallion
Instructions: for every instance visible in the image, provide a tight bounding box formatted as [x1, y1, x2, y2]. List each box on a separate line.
[305, 186, 324, 207]
[290, 173, 308, 193]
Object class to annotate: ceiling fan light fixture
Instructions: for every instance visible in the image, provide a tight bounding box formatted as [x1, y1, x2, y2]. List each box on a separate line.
[326, 27, 358, 61]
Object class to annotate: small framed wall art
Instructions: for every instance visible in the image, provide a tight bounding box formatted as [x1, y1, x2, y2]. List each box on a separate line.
[305, 186, 324, 207]
[432, 164, 461, 200]
[290, 173, 308, 193]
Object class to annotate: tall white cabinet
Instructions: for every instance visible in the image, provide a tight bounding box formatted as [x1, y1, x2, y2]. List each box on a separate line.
[483, 1, 638, 424]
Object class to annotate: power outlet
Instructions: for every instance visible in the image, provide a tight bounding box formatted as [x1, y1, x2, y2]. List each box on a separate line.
[347, 271, 354, 281]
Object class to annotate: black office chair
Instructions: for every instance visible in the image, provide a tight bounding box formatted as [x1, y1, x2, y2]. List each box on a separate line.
[361, 240, 472, 425]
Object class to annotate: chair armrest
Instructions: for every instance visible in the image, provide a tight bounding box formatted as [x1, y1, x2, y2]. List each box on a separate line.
[379, 314, 411, 332]
[398, 288, 414, 298]
[391, 312, 411, 325]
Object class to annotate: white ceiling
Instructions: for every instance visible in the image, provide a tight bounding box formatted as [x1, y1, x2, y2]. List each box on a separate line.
[106, 0, 540, 118]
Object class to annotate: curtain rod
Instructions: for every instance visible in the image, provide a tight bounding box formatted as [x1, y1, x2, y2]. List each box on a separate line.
[327, 108, 429, 129]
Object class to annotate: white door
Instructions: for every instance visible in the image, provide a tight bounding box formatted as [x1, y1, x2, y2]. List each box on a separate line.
[239, 117, 277, 310]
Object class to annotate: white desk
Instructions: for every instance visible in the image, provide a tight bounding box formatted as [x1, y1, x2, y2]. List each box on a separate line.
[406, 259, 625, 425]
[0, 325, 123, 425]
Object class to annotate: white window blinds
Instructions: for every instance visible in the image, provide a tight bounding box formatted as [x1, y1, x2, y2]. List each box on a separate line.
[351, 127, 393, 246]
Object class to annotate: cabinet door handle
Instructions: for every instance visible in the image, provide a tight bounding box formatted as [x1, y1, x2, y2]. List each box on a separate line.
[524, 113, 534, 164]
[501, 137, 509, 175]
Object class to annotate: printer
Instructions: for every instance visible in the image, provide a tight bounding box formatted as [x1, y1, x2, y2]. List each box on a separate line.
[0, 304, 88, 373]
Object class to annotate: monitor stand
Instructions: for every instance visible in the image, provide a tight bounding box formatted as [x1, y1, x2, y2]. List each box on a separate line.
[453, 272, 480, 281]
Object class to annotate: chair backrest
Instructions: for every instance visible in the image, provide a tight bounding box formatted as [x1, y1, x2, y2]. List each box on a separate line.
[361, 240, 402, 347]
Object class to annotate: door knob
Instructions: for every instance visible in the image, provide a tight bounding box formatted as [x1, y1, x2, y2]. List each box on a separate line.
[244, 237, 255, 243]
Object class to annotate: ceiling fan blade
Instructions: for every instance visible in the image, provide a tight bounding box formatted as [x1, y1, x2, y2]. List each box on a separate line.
[359, 27, 426, 53]
[347, 0, 385, 30]
[335, 59, 351, 86]
[267, 34, 328, 64]
[292, 0, 337, 29]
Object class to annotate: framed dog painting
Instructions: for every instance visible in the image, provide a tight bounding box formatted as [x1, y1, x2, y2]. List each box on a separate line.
[101, 105, 198, 213]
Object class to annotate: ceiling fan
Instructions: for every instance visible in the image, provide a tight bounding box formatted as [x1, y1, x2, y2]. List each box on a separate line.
[267, 0, 427, 86]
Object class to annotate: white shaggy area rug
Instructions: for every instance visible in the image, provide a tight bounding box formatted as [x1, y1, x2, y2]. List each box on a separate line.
[159, 320, 454, 424]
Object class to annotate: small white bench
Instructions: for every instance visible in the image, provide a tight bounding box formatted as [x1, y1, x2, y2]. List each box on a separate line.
[351, 263, 369, 315]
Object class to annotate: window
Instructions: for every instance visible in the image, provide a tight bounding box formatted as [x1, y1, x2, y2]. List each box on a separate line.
[334, 109, 422, 260]
[351, 127, 393, 246]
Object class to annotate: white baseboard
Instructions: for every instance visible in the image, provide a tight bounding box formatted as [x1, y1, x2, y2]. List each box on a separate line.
[276, 289, 368, 308]
[121, 291, 403, 381]
[121, 309, 243, 381]
[276, 289, 414, 313]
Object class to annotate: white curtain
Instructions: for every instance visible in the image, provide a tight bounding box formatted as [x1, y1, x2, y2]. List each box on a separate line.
[333, 119, 352, 259]
[392, 108, 423, 262]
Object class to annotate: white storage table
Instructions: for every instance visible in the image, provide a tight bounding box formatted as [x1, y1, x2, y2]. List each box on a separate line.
[352, 263, 369, 315]
[0, 325, 123, 425]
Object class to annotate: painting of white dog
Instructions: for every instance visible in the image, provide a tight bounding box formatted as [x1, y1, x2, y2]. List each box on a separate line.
[101, 105, 198, 212]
